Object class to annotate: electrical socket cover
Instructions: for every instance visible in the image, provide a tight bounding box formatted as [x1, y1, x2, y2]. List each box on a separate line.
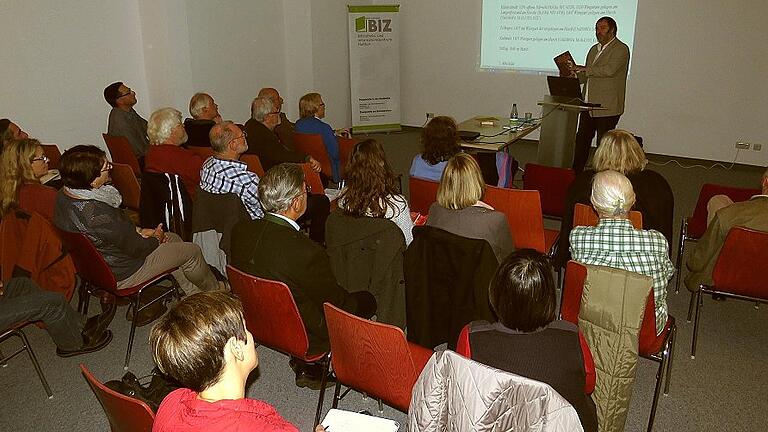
[735, 141, 750, 150]
[754, 143, 762, 151]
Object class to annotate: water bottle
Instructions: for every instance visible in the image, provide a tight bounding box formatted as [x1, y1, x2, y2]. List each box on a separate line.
[510, 103, 519, 127]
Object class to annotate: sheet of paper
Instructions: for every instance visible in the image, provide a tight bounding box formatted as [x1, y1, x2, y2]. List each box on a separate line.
[321, 408, 400, 432]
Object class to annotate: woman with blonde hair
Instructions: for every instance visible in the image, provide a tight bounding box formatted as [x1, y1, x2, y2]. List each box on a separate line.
[294, 92, 343, 183]
[339, 139, 414, 244]
[0, 138, 57, 219]
[426, 153, 514, 262]
[555, 129, 674, 268]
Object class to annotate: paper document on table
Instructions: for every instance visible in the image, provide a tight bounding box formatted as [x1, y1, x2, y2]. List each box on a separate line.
[321, 408, 400, 432]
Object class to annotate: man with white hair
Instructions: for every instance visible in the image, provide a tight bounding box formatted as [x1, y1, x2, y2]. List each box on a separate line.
[145, 107, 206, 200]
[257, 87, 295, 150]
[244, 96, 328, 243]
[686, 168, 768, 293]
[184, 92, 221, 148]
[570, 170, 673, 334]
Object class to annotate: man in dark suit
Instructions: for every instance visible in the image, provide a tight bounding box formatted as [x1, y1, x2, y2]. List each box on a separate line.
[230, 163, 376, 389]
[244, 96, 330, 244]
[570, 16, 630, 172]
[184, 92, 221, 147]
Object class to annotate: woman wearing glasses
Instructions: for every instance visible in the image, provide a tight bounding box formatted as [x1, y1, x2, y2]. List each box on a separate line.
[53, 145, 222, 301]
[0, 138, 58, 220]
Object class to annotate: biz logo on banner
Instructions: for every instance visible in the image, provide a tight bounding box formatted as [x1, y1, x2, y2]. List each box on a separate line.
[355, 16, 392, 32]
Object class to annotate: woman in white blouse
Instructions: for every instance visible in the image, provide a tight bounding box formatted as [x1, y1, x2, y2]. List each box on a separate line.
[338, 139, 414, 245]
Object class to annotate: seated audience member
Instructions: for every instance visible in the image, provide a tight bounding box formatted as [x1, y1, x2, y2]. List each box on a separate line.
[184, 92, 221, 148]
[200, 121, 263, 220]
[458, 249, 598, 432]
[0, 139, 57, 219]
[0, 277, 113, 357]
[294, 92, 342, 183]
[245, 96, 329, 243]
[685, 168, 768, 293]
[54, 145, 220, 295]
[150, 291, 316, 432]
[409, 116, 461, 181]
[338, 139, 414, 245]
[230, 163, 376, 389]
[258, 87, 295, 150]
[570, 170, 673, 335]
[555, 129, 673, 269]
[0, 118, 29, 150]
[104, 82, 150, 157]
[426, 153, 514, 263]
[145, 107, 206, 200]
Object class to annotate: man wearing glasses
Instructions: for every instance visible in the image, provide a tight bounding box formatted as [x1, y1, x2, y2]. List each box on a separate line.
[244, 96, 329, 243]
[257, 87, 295, 150]
[103, 81, 149, 157]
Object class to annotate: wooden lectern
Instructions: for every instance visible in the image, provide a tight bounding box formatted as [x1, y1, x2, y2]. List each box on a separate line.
[537, 96, 603, 168]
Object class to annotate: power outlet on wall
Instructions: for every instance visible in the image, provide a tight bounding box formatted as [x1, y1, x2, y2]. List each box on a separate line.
[735, 141, 750, 150]
[753, 143, 762, 151]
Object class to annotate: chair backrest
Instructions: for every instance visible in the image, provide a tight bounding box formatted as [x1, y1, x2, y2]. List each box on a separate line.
[522, 163, 576, 218]
[324, 303, 420, 412]
[102, 134, 141, 177]
[58, 230, 118, 292]
[139, 172, 192, 240]
[561, 261, 660, 355]
[41, 144, 62, 169]
[293, 132, 333, 179]
[337, 136, 358, 178]
[483, 186, 546, 252]
[301, 163, 325, 196]
[186, 146, 214, 160]
[688, 183, 760, 238]
[80, 364, 155, 432]
[240, 154, 265, 177]
[110, 163, 141, 211]
[572, 203, 643, 229]
[711, 227, 768, 299]
[226, 265, 313, 359]
[18, 183, 57, 221]
[408, 176, 439, 215]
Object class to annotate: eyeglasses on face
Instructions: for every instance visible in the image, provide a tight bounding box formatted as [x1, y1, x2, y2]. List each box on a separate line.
[101, 162, 114, 172]
[31, 155, 50, 164]
[117, 87, 133, 99]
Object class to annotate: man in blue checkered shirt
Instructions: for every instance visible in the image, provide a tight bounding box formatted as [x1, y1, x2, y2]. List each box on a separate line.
[200, 121, 263, 219]
[570, 170, 673, 334]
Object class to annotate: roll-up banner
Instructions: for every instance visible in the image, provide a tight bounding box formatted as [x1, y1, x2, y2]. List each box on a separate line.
[348, 5, 401, 133]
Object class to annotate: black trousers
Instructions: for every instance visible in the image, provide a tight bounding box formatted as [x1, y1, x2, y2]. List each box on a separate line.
[297, 193, 330, 244]
[572, 113, 620, 173]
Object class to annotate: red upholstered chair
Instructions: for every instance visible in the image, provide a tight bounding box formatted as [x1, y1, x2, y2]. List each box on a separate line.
[300, 163, 325, 197]
[691, 227, 768, 358]
[561, 261, 676, 432]
[572, 203, 644, 230]
[186, 146, 214, 160]
[59, 231, 181, 369]
[80, 364, 155, 432]
[226, 265, 330, 427]
[482, 186, 558, 254]
[293, 132, 333, 179]
[321, 302, 433, 416]
[408, 176, 439, 215]
[0, 322, 53, 398]
[103, 134, 141, 178]
[337, 136, 358, 179]
[41, 144, 62, 169]
[522, 163, 576, 219]
[18, 183, 58, 221]
[110, 163, 141, 212]
[240, 154, 265, 177]
[675, 183, 760, 293]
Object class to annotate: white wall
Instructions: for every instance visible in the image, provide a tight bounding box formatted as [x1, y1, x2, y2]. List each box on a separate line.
[3, 0, 766, 166]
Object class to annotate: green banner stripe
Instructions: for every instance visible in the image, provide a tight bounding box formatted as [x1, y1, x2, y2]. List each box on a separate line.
[353, 124, 402, 132]
[348, 5, 400, 13]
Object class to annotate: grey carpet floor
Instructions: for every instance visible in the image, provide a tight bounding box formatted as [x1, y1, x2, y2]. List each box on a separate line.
[1, 129, 765, 431]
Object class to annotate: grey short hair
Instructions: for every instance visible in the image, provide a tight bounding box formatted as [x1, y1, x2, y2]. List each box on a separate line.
[251, 96, 274, 122]
[258, 163, 305, 214]
[209, 121, 236, 153]
[189, 93, 213, 119]
[147, 107, 182, 145]
[591, 170, 636, 217]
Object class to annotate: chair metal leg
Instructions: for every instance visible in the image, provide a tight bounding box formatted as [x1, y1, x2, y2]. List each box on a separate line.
[17, 330, 53, 398]
[124, 297, 141, 370]
[664, 321, 676, 395]
[647, 355, 665, 432]
[332, 381, 342, 409]
[313, 353, 331, 429]
[674, 220, 687, 294]
[377, 398, 384, 415]
[691, 289, 704, 358]
[686, 290, 696, 322]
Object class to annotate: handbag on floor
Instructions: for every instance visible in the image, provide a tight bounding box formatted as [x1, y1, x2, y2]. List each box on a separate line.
[105, 368, 181, 412]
